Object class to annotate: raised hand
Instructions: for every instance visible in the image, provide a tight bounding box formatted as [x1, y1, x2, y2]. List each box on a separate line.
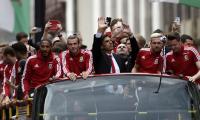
[44, 21, 52, 32]
[57, 23, 63, 32]
[97, 17, 108, 33]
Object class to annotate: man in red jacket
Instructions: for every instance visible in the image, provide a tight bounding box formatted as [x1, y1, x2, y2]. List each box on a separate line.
[132, 33, 163, 74]
[22, 40, 61, 98]
[2, 47, 17, 104]
[9, 42, 28, 100]
[166, 32, 200, 84]
[61, 34, 93, 81]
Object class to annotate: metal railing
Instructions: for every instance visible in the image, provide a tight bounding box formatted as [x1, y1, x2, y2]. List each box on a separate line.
[0, 98, 33, 120]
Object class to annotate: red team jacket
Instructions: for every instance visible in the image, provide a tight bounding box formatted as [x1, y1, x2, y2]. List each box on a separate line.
[166, 46, 200, 84]
[0, 61, 5, 82]
[2, 64, 13, 97]
[135, 48, 163, 74]
[8, 60, 26, 98]
[0, 61, 5, 93]
[22, 51, 61, 94]
[61, 49, 93, 76]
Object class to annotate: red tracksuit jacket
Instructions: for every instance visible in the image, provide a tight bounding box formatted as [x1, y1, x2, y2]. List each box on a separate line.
[61, 49, 93, 76]
[2, 64, 13, 97]
[22, 51, 61, 94]
[0, 61, 5, 82]
[0, 61, 6, 93]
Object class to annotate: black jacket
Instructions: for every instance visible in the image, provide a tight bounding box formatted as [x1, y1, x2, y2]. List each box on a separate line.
[92, 34, 139, 74]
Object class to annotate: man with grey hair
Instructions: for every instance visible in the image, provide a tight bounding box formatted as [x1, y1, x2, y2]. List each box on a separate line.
[132, 33, 164, 73]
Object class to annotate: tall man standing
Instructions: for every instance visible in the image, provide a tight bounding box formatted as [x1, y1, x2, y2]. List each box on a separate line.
[22, 40, 61, 98]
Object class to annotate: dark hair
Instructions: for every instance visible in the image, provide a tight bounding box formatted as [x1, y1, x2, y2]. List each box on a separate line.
[153, 29, 163, 34]
[40, 39, 52, 46]
[16, 32, 28, 41]
[101, 34, 113, 47]
[166, 32, 180, 41]
[12, 42, 27, 55]
[3, 46, 16, 57]
[180, 34, 193, 43]
[52, 46, 62, 54]
[110, 18, 123, 30]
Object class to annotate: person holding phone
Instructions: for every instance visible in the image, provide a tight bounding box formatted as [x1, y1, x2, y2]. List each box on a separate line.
[42, 20, 63, 41]
[169, 17, 181, 33]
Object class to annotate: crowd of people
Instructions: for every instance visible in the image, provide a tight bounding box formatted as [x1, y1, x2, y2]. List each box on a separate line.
[0, 16, 200, 106]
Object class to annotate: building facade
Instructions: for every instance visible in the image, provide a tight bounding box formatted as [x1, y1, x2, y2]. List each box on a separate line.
[45, 0, 200, 48]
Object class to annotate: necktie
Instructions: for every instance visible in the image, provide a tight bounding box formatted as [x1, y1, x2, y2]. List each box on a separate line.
[108, 55, 116, 73]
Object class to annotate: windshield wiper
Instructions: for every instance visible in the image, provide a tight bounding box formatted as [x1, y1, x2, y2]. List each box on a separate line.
[154, 44, 166, 94]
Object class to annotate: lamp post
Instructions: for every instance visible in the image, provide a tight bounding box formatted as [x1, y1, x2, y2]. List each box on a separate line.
[34, 0, 46, 43]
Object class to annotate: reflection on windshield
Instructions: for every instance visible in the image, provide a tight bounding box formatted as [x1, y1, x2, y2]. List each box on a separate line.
[36, 75, 199, 120]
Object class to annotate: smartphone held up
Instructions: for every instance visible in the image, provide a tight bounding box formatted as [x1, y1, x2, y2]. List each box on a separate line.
[105, 17, 112, 27]
[49, 20, 61, 31]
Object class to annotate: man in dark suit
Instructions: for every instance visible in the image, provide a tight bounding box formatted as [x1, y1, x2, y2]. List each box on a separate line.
[92, 17, 139, 74]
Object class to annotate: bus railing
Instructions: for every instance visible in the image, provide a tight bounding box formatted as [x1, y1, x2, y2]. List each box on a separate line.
[0, 98, 33, 120]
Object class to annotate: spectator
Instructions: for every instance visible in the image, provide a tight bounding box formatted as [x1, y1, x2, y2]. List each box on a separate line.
[135, 34, 146, 49]
[52, 37, 67, 56]
[16, 32, 36, 56]
[125, 39, 132, 53]
[132, 33, 163, 74]
[110, 18, 123, 40]
[42, 21, 57, 41]
[109, 18, 124, 48]
[166, 32, 200, 84]
[2, 47, 17, 104]
[22, 40, 61, 98]
[76, 33, 88, 50]
[42, 21, 66, 44]
[180, 34, 194, 47]
[52, 37, 61, 47]
[153, 29, 164, 35]
[92, 17, 139, 74]
[124, 37, 140, 72]
[116, 43, 129, 59]
[61, 34, 93, 80]
[169, 21, 181, 33]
